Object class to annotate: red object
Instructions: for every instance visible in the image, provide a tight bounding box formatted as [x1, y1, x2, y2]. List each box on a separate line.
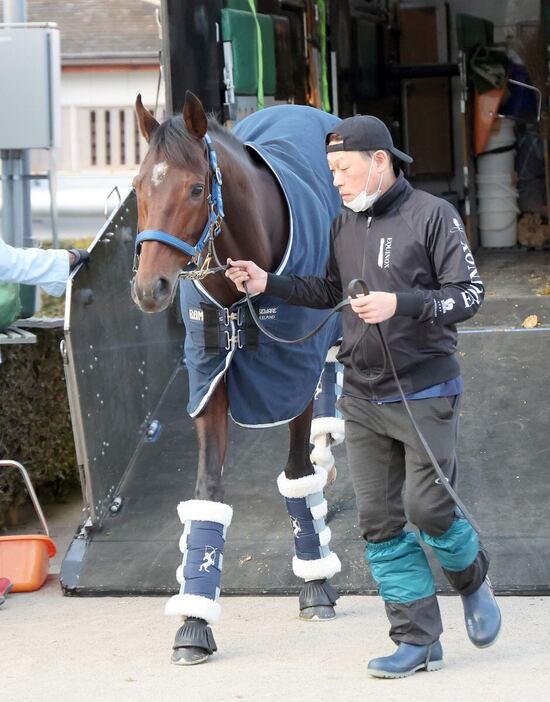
[0, 576, 13, 605]
[474, 85, 506, 155]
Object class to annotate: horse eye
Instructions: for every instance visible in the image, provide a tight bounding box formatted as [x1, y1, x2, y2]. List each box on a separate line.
[191, 184, 205, 198]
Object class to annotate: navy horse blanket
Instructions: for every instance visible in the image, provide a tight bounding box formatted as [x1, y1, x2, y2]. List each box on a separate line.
[180, 105, 342, 427]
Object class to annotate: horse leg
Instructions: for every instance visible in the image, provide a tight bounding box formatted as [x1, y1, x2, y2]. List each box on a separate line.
[278, 401, 342, 621]
[165, 382, 232, 666]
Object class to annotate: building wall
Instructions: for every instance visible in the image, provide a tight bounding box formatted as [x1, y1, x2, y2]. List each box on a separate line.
[33, 66, 164, 174]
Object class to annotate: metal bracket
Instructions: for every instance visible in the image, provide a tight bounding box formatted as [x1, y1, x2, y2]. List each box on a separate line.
[0, 460, 51, 535]
[104, 186, 121, 219]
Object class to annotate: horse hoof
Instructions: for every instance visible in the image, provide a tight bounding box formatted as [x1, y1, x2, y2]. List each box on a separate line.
[326, 464, 337, 488]
[299, 579, 339, 621]
[171, 646, 211, 666]
[171, 617, 217, 666]
[299, 605, 336, 621]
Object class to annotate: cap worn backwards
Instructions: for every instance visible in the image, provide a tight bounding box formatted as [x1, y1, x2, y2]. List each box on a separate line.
[326, 115, 413, 164]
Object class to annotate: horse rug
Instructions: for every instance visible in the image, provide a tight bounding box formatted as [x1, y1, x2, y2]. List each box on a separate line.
[180, 104, 342, 427]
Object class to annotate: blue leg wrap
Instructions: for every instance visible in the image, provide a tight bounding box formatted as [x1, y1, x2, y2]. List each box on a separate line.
[177, 521, 225, 600]
[286, 492, 331, 561]
[165, 500, 233, 624]
[277, 467, 341, 581]
[310, 355, 345, 472]
[366, 531, 436, 603]
[312, 359, 344, 423]
[421, 518, 479, 572]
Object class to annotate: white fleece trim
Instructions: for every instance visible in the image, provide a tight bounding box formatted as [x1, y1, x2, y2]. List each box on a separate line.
[310, 417, 345, 445]
[177, 500, 233, 527]
[318, 526, 332, 547]
[176, 565, 184, 584]
[164, 594, 221, 624]
[309, 445, 335, 472]
[310, 500, 328, 520]
[277, 465, 327, 499]
[292, 551, 342, 580]
[325, 345, 341, 363]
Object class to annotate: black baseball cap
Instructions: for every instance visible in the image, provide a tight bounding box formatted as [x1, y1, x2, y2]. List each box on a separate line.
[326, 115, 413, 163]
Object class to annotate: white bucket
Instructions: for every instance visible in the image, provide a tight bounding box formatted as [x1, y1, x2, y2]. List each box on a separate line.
[477, 117, 516, 178]
[478, 203, 518, 227]
[477, 168, 518, 247]
[476, 177, 518, 200]
[478, 198, 518, 246]
[477, 149, 515, 176]
[486, 117, 515, 150]
[480, 220, 517, 247]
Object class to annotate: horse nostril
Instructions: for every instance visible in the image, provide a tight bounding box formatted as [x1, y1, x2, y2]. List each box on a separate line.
[153, 277, 171, 300]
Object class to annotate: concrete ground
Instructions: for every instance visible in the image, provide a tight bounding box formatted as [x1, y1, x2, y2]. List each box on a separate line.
[2, 494, 550, 702]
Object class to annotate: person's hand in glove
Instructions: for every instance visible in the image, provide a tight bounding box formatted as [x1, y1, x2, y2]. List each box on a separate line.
[68, 248, 90, 271]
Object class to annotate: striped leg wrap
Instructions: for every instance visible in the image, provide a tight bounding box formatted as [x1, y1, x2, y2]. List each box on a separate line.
[310, 352, 345, 472]
[277, 466, 341, 580]
[165, 499, 233, 625]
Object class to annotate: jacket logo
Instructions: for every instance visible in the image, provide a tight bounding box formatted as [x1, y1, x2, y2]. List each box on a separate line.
[460, 242, 484, 309]
[377, 237, 393, 269]
[450, 217, 464, 234]
[442, 298, 455, 312]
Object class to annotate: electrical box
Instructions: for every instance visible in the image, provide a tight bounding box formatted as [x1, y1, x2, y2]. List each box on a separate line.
[0, 25, 61, 149]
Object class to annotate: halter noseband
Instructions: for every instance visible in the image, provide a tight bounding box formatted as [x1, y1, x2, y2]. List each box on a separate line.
[133, 133, 225, 275]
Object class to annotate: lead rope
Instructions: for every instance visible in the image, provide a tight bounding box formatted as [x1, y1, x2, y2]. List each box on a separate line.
[240, 277, 480, 534]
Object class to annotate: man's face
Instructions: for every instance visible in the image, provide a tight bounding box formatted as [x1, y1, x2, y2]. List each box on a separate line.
[327, 148, 373, 203]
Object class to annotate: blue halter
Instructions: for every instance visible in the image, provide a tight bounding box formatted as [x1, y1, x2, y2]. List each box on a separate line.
[133, 133, 225, 268]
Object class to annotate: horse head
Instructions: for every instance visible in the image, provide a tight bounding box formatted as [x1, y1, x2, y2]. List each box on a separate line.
[131, 91, 214, 313]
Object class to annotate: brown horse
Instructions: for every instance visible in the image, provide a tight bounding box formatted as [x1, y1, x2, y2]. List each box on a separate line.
[132, 92, 342, 665]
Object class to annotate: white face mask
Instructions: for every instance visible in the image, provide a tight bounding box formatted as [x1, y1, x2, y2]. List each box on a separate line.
[345, 156, 383, 213]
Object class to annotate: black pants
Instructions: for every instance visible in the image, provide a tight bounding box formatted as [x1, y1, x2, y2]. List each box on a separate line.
[339, 393, 489, 645]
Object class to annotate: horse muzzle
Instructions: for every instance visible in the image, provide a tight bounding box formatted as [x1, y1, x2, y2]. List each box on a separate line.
[131, 274, 175, 313]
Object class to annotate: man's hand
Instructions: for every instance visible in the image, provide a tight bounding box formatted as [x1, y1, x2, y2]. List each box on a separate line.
[349, 291, 397, 324]
[225, 258, 268, 294]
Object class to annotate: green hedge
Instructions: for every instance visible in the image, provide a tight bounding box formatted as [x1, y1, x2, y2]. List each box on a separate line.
[0, 326, 79, 526]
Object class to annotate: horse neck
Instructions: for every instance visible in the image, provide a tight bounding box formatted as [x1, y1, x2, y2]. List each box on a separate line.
[200, 134, 289, 306]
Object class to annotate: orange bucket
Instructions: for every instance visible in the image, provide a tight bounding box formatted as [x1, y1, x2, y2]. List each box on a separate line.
[0, 461, 57, 592]
[0, 534, 56, 592]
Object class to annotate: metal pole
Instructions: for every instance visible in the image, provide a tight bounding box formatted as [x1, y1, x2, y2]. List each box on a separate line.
[48, 150, 59, 248]
[3, 0, 33, 249]
[1, 149, 14, 245]
[11, 150, 23, 248]
[3, 0, 26, 22]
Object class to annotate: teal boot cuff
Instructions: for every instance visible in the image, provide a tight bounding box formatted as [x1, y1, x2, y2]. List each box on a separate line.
[366, 531, 435, 603]
[421, 518, 479, 572]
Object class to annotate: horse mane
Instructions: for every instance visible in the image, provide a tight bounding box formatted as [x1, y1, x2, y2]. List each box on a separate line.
[149, 113, 244, 169]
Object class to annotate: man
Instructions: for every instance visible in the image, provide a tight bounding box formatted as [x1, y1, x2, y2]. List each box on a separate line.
[0, 238, 88, 297]
[225, 115, 501, 678]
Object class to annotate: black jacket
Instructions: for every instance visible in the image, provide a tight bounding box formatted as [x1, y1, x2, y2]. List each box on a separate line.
[266, 172, 484, 400]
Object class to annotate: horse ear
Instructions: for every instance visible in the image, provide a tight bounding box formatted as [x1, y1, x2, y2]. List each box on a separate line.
[183, 91, 208, 140]
[135, 94, 159, 142]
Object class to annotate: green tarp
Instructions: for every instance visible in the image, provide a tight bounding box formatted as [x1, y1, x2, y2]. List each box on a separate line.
[221, 8, 276, 97]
